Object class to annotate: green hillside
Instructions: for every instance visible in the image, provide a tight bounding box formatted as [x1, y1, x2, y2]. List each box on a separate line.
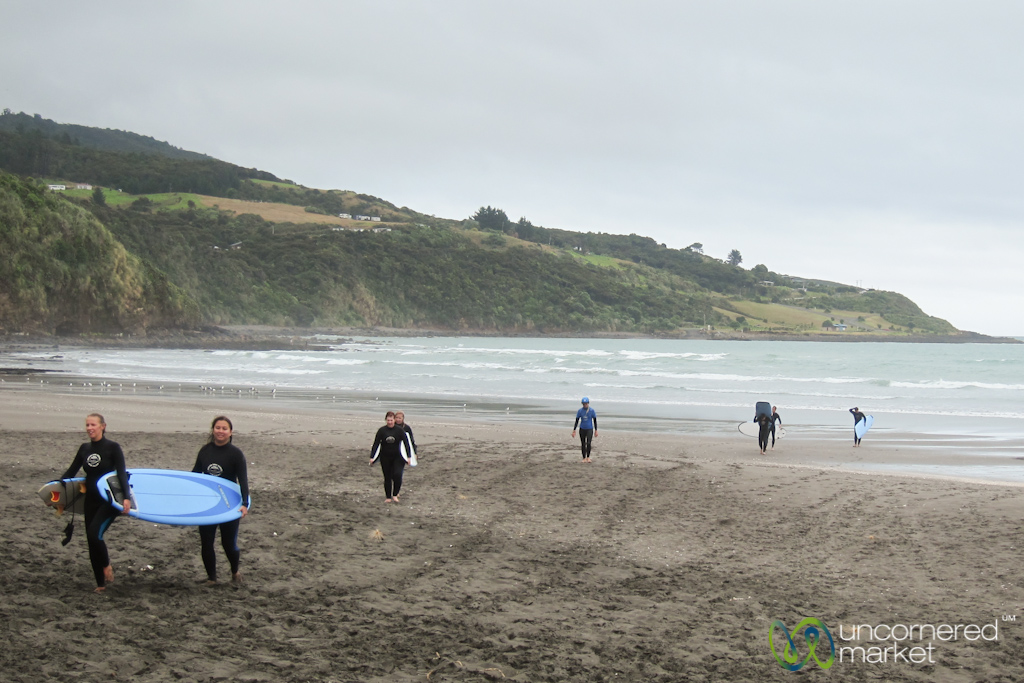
[0, 113, 964, 337]
[0, 172, 197, 334]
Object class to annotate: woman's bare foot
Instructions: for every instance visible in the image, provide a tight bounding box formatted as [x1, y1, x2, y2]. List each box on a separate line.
[385, 498, 393, 503]
[103, 565, 114, 584]
[93, 586, 106, 593]
[232, 572, 243, 583]
[204, 579, 218, 586]
[392, 494, 399, 502]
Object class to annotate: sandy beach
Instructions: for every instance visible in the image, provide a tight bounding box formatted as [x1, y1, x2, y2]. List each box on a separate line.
[2, 386, 1023, 682]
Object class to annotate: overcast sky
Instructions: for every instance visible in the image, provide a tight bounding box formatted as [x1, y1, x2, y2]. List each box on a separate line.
[3, 1, 1022, 335]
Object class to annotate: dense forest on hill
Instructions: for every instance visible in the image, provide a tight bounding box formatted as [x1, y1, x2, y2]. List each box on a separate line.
[0, 111, 278, 196]
[0, 109, 210, 160]
[0, 112, 962, 337]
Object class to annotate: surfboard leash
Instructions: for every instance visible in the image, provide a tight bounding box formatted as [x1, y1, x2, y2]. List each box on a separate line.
[61, 481, 86, 546]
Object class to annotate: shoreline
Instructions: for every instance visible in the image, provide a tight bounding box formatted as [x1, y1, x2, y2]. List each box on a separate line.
[4, 380, 1023, 486]
[0, 324, 1019, 351]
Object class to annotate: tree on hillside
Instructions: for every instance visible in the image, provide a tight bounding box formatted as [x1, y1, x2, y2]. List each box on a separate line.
[91, 185, 106, 206]
[687, 242, 703, 254]
[472, 206, 511, 233]
[727, 249, 743, 267]
[516, 217, 539, 241]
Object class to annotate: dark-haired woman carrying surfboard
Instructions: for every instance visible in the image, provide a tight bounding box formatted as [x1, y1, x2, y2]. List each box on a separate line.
[192, 416, 249, 584]
[61, 413, 131, 593]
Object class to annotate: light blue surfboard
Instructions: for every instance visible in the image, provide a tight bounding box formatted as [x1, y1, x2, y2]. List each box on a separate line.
[855, 415, 874, 440]
[100, 469, 247, 526]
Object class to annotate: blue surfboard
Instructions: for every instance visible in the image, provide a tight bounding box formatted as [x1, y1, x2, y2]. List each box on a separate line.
[100, 469, 248, 526]
[855, 415, 874, 440]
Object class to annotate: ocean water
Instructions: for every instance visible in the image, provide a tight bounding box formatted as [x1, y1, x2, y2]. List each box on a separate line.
[5, 337, 1023, 447]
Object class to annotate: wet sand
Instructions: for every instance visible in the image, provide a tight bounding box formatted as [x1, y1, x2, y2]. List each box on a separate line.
[2, 387, 1023, 681]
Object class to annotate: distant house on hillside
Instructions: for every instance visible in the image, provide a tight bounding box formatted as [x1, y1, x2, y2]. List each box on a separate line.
[372, 227, 391, 233]
[834, 324, 848, 331]
[338, 213, 351, 219]
[354, 215, 371, 221]
[758, 280, 775, 287]
[370, 216, 382, 222]
[230, 241, 243, 250]
[48, 184, 66, 191]
[76, 183, 93, 190]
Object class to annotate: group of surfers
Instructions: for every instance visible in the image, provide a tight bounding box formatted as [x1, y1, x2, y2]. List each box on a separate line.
[62, 399, 869, 592]
[62, 409, 418, 593]
[61, 413, 249, 593]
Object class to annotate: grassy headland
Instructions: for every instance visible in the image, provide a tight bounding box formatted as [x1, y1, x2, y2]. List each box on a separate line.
[0, 110, 1003, 341]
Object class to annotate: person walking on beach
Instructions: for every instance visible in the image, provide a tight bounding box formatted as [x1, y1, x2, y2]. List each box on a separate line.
[769, 406, 783, 449]
[850, 407, 866, 447]
[192, 416, 249, 584]
[61, 413, 131, 593]
[394, 411, 418, 466]
[370, 411, 413, 502]
[756, 412, 772, 455]
[572, 397, 598, 462]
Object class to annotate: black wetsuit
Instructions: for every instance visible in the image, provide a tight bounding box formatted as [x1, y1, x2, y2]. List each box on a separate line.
[756, 415, 772, 453]
[371, 425, 412, 498]
[401, 423, 417, 459]
[770, 411, 782, 447]
[62, 437, 129, 588]
[850, 409, 866, 445]
[574, 407, 598, 459]
[193, 442, 249, 581]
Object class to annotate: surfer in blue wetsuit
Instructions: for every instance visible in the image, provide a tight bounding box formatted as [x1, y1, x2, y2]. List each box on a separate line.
[370, 411, 413, 503]
[61, 413, 131, 593]
[850, 407, 866, 447]
[192, 416, 249, 584]
[572, 397, 598, 462]
[769, 406, 782, 449]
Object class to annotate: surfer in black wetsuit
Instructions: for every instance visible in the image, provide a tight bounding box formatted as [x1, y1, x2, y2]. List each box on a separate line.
[394, 411, 417, 463]
[370, 411, 413, 503]
[769, 406, 782, 449]
[850, 407, 866, 446]
[61, 413, 131, 592]
[192, 416, 249, 584]
[756, 413, 772, 454]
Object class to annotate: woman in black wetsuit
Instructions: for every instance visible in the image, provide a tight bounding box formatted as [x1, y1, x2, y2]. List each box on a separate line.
[756, 413, 772, 455]
[61, 413, 131, 593]
[370, 411, 413, 503]
[192, 416, 249, 584]
[769, 406, 783, 449]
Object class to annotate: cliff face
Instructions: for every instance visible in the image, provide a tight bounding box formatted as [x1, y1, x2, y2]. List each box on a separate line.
[0, 172, 198, 334]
